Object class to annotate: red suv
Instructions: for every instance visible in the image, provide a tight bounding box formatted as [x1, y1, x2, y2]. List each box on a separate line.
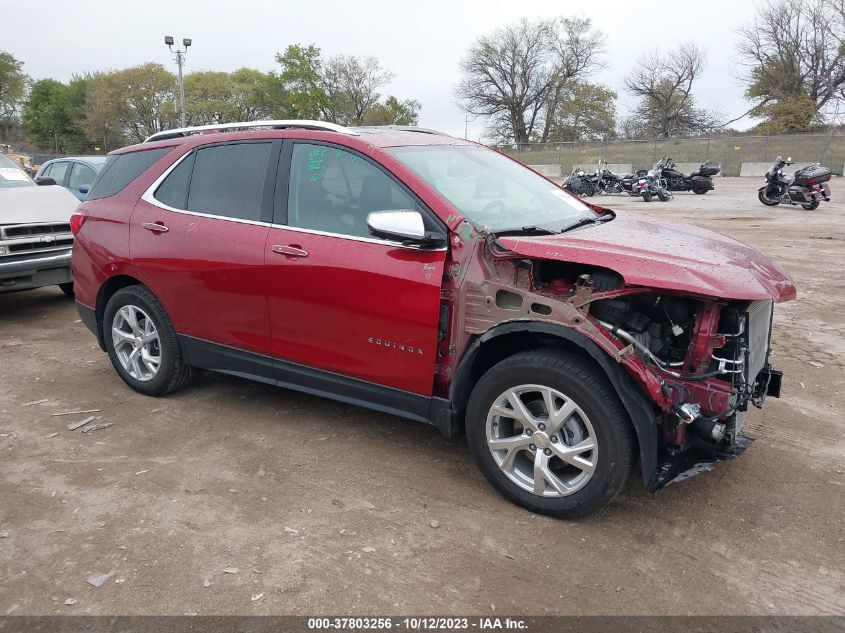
[71, 121, 796, 517]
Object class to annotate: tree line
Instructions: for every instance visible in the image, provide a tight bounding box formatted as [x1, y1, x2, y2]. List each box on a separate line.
[457, 0, 845, 144]
[2, 0, 844, 154]
[0, 45, 420, 153]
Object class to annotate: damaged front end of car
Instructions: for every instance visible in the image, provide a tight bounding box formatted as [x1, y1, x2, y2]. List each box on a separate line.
[439, 212, 796, 491]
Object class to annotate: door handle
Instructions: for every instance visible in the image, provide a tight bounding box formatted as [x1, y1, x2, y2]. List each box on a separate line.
[271, 244, 309, 258]
[142, 222, 169, 233]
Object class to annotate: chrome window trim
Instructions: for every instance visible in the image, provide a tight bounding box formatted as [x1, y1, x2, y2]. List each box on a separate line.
[140, 150, 446, 253]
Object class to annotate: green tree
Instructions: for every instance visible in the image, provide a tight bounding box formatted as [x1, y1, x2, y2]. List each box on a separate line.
[361, 96, 420, 126]
[0, 51, 29, 140]
[185, 68, 275, 125]
[540, 82, 616, 142]
[274, 44, 327, 119]
[22, 78, 89, 152]
[83, 63, 177, 143]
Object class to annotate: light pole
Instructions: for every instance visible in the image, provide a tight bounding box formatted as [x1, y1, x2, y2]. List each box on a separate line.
[164, 35, 192, 127]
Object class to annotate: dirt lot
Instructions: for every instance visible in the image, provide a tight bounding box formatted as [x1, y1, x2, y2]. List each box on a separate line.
[1, 178, 843, 616]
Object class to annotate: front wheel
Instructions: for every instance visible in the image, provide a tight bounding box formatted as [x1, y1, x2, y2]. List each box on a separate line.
[642, 190, 652, 202]
[758, 188, 781, 206]
[102, 285, 192, 396]
[465, 350, 635, 518]
[801, 200, 820, 210]
[657, 189, 671, 202]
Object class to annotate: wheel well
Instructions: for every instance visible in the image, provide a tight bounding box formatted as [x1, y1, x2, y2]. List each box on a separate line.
[453, 331, 599, 420]
[92, 275, 144, 349]
[449, 324, 656, 487]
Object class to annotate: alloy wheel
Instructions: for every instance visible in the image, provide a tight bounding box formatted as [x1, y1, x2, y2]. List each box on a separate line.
[111, 305, 161, 382]
[485, 384, 597, 497]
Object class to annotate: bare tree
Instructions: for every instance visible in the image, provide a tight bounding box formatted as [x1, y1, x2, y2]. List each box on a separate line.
[736, 0, 845, 128]
[625, 42, 717, 138]
[321, 55, 393, 126]
[457, 17, 605, 145]
[538, 18, 606, 142]
[457, 19, 554, 145]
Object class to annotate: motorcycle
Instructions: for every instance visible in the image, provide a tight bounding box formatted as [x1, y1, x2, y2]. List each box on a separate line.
[634, 162, 672, 202]
[619, 169, 647, 196]
[563, 166, 597, 197]
[758, 156, 832, 210]
[659, 156, 721, 194]
[594, 159, 625, 194]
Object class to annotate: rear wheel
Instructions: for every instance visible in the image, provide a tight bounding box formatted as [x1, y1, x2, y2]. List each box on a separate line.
[465, 350, 635, 518]
[692, 185, 708, 195]
[102, 285, 191, 396]
[642, 190, 652, 202]
[801, 200, 820, 210]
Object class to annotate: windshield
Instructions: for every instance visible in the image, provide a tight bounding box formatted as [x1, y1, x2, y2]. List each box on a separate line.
[386, 144, 595, 232]
[0, 154, 35, 189]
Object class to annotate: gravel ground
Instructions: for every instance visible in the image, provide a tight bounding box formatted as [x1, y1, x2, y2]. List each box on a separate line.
[1, 178, 843, 616]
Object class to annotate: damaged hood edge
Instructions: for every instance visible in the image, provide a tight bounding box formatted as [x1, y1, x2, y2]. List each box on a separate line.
[495, 211, 797, 302]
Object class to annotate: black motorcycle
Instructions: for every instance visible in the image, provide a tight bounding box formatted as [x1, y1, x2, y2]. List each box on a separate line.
[563, 166, 597, 197]
[659, 156, 721, 194]
[758, 156, 831, 210]
[633, 163, 672, 202]
[594, 159, 625, 194]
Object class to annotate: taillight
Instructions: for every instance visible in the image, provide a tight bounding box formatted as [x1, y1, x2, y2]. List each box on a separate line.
[70, 212, 87, 236]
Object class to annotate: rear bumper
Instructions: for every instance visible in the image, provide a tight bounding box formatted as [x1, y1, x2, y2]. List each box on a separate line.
[76, 300, 104, 350]
[0, 249, 72, 292]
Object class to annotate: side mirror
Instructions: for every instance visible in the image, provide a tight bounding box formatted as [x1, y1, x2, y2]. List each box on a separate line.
[367, 210, 443, 247]
[35, 176, 56, 186]
[78, 184, 90, 194]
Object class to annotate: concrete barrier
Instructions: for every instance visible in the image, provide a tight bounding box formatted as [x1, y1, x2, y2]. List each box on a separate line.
[740, 162, 818, 177]
[529, 164, 561, 178]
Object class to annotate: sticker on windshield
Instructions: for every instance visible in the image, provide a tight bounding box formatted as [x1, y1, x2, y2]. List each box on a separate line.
[0, 168, 28, 181]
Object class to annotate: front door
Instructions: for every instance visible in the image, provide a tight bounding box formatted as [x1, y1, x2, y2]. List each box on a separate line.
[265, 142, 447, 399]
[131, 141, 280, 366]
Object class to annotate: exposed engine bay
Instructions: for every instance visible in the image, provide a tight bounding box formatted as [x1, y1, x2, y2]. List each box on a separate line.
[445, 242, 785, 490]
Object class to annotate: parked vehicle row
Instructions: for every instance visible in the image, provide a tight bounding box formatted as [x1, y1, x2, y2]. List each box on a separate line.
[563, 156, 721, 200]
[67, 119, 794, 518]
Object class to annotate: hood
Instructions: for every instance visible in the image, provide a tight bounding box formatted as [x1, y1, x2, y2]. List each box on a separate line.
[496, 211, 796, 302]
[0, 185, 80, 225]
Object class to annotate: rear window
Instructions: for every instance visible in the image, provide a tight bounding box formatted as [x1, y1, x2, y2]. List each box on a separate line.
[87, 147, 172, 200]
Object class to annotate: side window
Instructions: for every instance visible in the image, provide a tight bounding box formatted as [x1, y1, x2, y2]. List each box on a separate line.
[186, 143, 271, 221]
[154, 152, 195, 210]
[68, 163, 96, 190]
[287, 143, 421, 239]
[87, 148, 171, 200]
[48, 161, 69, 185]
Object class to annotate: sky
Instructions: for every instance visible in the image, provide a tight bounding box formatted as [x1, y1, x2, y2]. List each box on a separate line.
[1, 0, 762, 139]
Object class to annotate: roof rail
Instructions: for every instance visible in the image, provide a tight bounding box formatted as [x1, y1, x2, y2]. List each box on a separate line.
[352, 125, 448, 136]
[144, 119, 359, 143]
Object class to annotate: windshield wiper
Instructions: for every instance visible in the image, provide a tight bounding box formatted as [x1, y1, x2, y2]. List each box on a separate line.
[493, 225, 560, 237]
[559, 213, 613, 234]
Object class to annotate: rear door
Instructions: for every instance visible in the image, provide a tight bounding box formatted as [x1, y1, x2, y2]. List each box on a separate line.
[131, 141, 281, 372]
[264, 141, 447, 400]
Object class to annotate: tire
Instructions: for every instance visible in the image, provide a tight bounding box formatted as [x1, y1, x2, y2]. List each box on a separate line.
[465, 350, 635, 518]
[758, 189, 780, 207]
[693, 186, 708, 195]
[642, 190, 652, 202]
[801, 200, 820, 210]
[657, 189, 671, 202]
[58, 282, 74, 298]
[102, 285, 192, 396]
